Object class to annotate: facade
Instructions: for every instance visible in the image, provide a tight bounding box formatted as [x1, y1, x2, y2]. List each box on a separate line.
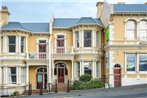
[97, 2, 147, 87]
[0, 1, 147, 95]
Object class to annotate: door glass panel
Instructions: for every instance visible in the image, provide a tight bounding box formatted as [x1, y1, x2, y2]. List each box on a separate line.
[38, 74, 43, 82]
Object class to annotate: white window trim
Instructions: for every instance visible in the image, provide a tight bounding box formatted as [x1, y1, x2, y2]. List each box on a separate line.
[36, 38, 48, 53]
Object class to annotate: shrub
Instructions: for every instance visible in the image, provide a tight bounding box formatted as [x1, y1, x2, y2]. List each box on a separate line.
[11, 91, 19, 96]
[72, 79, 104, 90]
[80, 74, 92, 82]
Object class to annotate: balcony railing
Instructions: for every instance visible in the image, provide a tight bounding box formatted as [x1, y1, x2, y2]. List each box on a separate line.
[52, 47, 74, 54]
[28, 52, 47, 59]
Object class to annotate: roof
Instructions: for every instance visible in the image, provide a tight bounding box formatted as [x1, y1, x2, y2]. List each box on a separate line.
[21, 23, 49, 33]
[113, 4, 147, 13]
[53, 17, 103, 28]
[2, 22, 50, 33]
[1, 22, 30, 32]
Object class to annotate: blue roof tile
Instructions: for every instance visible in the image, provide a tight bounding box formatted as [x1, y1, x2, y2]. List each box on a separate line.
[113, 4, 147, 13]
[53, 17, 103, 28]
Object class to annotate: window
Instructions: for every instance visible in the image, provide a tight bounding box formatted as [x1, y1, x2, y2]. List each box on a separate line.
[84, 30, 92, 47]
[76, 62, 80, 78]
[139, 54, 147, 71]
[84, 62, 92, 75]
[126, 20, 137, 40]
[57, 35, 65, 47]
[39, 40, 46, 52]
[76, 31, 79, 48]
[139, 20, 147, 40]
[126, 54, 136, 71]
[8, 36, 16, 52]
[8, 67, 17, 84]
[96, 62, 99, 78]
[21, 67, 26, 83]
[21, 37, 25, 53]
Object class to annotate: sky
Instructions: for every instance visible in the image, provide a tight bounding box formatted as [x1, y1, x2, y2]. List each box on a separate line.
[1, 0, 147, 22]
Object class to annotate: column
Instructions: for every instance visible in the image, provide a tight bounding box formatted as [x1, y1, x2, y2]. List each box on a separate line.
[4, 66, 8, 84]
[99, 62, 101, 78]
[26, 36, 28, 58]
[81, 30, 84, 48]
[73, 31, 75, 48]
[92, 30, 96, 47]
[0, 67, 2, 85]
[16, 65, 19, 84]
[26, 64, 29, 84]
[136, 53, 139, 73]
[81, 60, 84, 75]
[80, 60, 82, 76]
[92, 60, 96, 79]
[16, 35, 19, 53]
[71, 60, 74, 81]
[3, 35, 7, 53]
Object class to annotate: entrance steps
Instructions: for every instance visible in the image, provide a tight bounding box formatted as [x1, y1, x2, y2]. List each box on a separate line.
[52, 83, 68, 92]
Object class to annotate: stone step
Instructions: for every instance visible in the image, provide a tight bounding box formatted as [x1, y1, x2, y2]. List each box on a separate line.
[23, 89, 48, 95]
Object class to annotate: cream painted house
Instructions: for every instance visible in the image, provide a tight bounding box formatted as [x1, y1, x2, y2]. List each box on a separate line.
[97, 1, 147, 87]
[0, 1, 147, 96]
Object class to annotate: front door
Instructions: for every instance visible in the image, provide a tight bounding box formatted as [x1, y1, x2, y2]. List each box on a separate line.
[58, 67, 65, 83]
[114, 68, 121, 87]
[37, 68, 47, 89]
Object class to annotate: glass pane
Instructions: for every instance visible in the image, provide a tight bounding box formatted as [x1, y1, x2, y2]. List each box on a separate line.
[39, 40, 46, 43]
[127, 54, 136, 71]
[84, 62, 92, 75]
[76, 31, 79, 48]
[139, 54, 147, 71]
[11, 67, 16, 74]
[38, 74, 43, 82]
[12, 76, 16, 83]
[9, 45, 16, 52]
[84, 30, 92, 47]
[9, 36, 16, 44]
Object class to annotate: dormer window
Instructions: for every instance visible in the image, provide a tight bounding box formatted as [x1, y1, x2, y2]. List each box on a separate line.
[84, 30, 92, 47]
[8, 36, 16, 53]
[126, 20, 137, 40]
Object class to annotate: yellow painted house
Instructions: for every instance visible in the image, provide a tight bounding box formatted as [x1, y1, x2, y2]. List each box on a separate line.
[0, 1, 147, 95]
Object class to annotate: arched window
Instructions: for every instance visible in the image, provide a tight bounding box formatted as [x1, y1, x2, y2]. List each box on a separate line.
[126, 20, 137, 40]
[139, 20, 147, 40]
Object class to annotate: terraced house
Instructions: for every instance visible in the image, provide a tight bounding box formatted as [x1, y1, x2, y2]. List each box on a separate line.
[0, 0, 147, 95]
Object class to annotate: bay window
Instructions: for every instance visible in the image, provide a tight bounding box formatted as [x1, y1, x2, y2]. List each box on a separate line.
[139, 54, 147, 71]
[1, 36, 3, 52]
[126, 54, 136, 71]
[8, 36, 16, 52]
[84, 30, 92, 47]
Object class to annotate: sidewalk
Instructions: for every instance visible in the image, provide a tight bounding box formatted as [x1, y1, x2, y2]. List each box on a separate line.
[2, 84, 147, 98]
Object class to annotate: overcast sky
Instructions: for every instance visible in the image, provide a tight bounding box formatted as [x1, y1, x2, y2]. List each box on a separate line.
[1, 0, 147, 22]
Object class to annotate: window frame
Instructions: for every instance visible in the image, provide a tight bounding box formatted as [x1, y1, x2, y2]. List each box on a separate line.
[8, 36, 16, 53]
[139, 54, 147, 72]
[84, 30, 92, 47]
[139, 20, 147, 41]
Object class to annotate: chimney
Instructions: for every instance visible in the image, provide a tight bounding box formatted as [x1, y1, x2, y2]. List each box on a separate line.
[96, 0, 104, 19]
[0, 6, 10, 25]
[118, 0, 125, 4]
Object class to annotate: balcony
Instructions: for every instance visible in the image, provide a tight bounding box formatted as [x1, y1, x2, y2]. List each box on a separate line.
[52, 47, 74, 60]
[28, 52, 47, 60]
[52, 47, 74, 54]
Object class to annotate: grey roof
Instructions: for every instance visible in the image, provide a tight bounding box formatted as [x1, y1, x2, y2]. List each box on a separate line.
[21, 23, 49, 33]
[53, 17, 103, 28]
[1, 22, 30, 32]
[113, 4, 147, 13]
[2, 22, 50, 33]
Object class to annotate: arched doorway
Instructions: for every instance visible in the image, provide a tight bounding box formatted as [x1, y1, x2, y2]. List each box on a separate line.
[36, 67, 47, 89]
[54, 63, 67, 83]
[114, 64, 121, 87]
